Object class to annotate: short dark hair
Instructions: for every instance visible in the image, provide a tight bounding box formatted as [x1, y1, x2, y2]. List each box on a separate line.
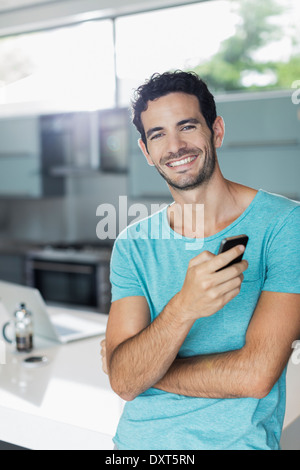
[131, 70, 217, 147]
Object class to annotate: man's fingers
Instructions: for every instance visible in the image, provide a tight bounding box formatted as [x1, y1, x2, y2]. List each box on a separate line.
[189, 245, 246, 272]
[188, 250, 215, 268]
[211, 245, 246, 273]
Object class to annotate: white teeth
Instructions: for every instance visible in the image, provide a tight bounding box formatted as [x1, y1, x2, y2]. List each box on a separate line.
[168, 156, 197, 167]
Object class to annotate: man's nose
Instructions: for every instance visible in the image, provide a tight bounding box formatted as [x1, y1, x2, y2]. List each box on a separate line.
[165, 132, 187, 155]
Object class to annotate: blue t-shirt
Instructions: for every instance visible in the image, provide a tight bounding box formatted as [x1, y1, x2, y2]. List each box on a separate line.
[110, 190, 300, 450]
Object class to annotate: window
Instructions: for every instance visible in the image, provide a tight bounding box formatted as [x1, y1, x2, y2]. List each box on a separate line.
[116, 0, 300, 103]
[0, 0, 299, 112]
[0, 20, 115, 111]
[115, 1, 239, 105]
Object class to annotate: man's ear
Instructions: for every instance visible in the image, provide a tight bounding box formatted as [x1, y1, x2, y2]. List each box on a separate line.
[138, 138, 155, 166]
[212, 116, 225, 149]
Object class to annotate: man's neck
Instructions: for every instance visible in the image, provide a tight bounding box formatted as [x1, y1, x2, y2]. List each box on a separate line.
[167, 175, 257, 239]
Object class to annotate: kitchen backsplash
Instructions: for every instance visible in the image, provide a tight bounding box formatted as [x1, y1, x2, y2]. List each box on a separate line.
[1, 172, 128, 243]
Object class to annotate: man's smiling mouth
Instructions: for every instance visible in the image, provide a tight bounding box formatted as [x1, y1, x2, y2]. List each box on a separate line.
[166, 155, 198, 168]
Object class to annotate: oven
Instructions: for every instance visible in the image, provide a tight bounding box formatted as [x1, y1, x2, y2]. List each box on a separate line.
[25, 247, 111, 313]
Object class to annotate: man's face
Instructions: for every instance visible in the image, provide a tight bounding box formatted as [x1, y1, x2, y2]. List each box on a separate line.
[139, 92, 223, 192]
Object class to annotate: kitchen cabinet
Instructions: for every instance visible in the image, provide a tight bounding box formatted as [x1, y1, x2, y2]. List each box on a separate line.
[41, 109, 133, 177]
[0, 115, 69, 198]
[0, 109, 131, 198]
[0, 253, 25, 284]
[99, 108, 130, 172]
[217, 92, 300, 200]
[217, 92, 300, 147]
[0, 112, 99, 198]
[0, 117, 42, 198]
[40, 112, 99, 178]
[218, 146, 300, 199]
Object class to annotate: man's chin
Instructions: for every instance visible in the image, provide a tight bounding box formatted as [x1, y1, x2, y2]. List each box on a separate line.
[168, 180, 203, 192]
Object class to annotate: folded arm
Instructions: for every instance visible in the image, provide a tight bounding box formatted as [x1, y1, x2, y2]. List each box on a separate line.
[154, 291, 300, 399]
[105, 294, 194, 401]
[103, 246, 300, 401]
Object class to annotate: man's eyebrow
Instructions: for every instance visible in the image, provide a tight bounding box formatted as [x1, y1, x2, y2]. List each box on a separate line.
[177, 118, 200, 127]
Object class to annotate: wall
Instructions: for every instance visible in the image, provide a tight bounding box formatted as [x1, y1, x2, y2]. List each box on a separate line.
[0, 201, 9, 236]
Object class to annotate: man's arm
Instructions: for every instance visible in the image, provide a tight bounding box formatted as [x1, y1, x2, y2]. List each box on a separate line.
[154, 291, 300, 399]
[105, 245, 247, 401]
[105, 295, 194, 401]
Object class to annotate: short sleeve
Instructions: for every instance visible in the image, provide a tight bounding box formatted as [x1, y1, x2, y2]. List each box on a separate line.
[263, 206, 300, 293]
[110, 237, 144, 302]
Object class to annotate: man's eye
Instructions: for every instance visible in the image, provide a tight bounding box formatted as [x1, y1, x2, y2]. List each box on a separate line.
[151, 133, 163, 140]
[182, 125, 196, 131]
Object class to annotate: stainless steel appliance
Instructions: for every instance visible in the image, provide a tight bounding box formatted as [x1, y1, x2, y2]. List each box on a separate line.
[25, 245, 111, 313]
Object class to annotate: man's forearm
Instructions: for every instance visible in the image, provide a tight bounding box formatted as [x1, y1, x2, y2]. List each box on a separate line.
[154, 347, 260, 399]
[108, 297, 195, 401]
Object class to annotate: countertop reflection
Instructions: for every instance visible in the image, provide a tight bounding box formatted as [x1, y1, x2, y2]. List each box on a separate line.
[0, 307, 123, 450]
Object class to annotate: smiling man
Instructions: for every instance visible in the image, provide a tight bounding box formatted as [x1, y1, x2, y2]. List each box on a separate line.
[141, 95, 218, 192]
[101, 71, 300, 450]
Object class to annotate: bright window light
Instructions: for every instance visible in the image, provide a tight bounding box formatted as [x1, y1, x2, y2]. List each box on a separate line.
[0, 0, 299, 112]
[0, 20, 116, 111]
[115, 1, 239, 105]
[116, 0, 300, 102]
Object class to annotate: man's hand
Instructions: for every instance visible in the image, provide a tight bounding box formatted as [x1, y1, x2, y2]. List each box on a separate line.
[100, 338, 108, 374]
[175, 245, 248, 322]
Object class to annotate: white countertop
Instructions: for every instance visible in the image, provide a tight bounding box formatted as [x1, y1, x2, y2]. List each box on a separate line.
[281, 358, 300, 450]
[0, 305, 124, 450]
[0, 304, 299, 450]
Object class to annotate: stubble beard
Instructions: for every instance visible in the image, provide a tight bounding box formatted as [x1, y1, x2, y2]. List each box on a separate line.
[154, 137, 217, 192]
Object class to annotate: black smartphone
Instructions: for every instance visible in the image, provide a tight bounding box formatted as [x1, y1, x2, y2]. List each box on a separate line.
[217, 234, 249, 271]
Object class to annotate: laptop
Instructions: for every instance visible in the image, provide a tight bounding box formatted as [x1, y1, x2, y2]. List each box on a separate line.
[0, 281, 107, 343]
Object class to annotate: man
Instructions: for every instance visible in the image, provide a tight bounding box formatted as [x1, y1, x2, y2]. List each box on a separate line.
[101, 71, 300, 450]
